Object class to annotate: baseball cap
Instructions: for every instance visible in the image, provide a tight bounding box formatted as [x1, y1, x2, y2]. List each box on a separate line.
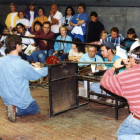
[103, 42, 115, 50]
[30, 2, 35, 6]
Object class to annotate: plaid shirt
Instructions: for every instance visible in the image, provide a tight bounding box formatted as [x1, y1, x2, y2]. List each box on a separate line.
[106, 34, 124, 46]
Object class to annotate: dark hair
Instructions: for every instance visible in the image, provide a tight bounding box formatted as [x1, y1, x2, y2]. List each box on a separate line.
[43, 21, 51, 27]
[73, 38, 85, 53]
[16, 23, 26, 31]
[38, 7, 45, 14]
[18, 11, 26, 18]
[33, 21, 42, 32]
[12, 27, 17, 32]
[64, 6, 75, 17]
[90, 11, 98, 17]
[101, 44, 114, 54]
[78, 3, 85, 10]
[110, 27, 119, 34]
[131, 46, 140, 64]
[127, 28, 138, 39]
[5, 35, 22, 52]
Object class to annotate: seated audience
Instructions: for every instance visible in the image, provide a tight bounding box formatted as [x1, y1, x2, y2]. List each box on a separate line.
[16, 23, 35, 60]
[87, 11, 105, 43]
[5, 3, 19, 31]
[120, 28, 138, 51]
[48, 4, 63, 39]
[70, 3, 89, 43]
[90, 42, 125, 102]
[16, 11, 30, 29]
[25, 2, 38, 32]
[68, 38, 85, 61]
[31, 7, 48, 32]
[0, 34, 48, 122]
[53, 25, 72, 61]
[106, 27, 124, 46]
[28, 22, 55, 63]
[79, 45, 104, 67]
[62, 6, 75, 38]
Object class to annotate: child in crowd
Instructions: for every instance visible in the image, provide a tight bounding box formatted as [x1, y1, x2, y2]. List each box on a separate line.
[100, 31, 108, 44]
[12, 27, 18, 35]
[0, 28, 10, 56]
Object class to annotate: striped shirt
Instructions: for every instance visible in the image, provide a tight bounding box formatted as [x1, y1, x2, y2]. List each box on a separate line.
[106, 34, 124, 46]
[100, 64, 140, 116]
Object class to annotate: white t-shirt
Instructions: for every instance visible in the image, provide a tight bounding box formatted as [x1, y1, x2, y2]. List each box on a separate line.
[48, 10, 63, 33]
[29, 11, 34, 27]
[69, 49, 83, 57]
[11, 12, 17, 27]
[16, 19, 30, 28]
[69, 49, 83, 61]
[20, 31, 35, 45]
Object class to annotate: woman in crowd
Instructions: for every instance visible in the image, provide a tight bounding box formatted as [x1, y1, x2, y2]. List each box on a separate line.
[31, 7, 48, 32]
[16, 23, 35, 60]
[120, 28, 138, 51]
[33, 21, 42, 33]
[127, 28, 138, 40]
[5, 3, 19, 31]
[53, 25, 72, 61]
[16, 11, 30, 30]
[62, 6, 75, 37]
[68, 38, 85, 61]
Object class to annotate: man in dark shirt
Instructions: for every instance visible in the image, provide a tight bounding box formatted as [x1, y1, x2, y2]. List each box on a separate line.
[87, 11, 105, 43]
[29, 22, 54, 63]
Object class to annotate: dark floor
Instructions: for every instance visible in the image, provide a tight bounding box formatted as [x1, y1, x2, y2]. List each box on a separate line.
[0, 86, 129, 140]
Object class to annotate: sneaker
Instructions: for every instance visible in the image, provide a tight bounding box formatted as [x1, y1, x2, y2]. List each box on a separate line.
[7, 105, 16, 122]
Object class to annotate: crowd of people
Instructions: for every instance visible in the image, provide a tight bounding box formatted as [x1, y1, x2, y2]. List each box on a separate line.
[0, 2, 140, 140]
[0, 2, 138, 63]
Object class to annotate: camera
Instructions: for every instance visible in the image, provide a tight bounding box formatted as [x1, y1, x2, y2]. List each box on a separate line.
[64, 20, 68, 26]
[58, 50, 64, 56]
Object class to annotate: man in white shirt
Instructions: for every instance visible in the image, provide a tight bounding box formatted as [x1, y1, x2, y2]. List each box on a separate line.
[48, 4, 63, 39]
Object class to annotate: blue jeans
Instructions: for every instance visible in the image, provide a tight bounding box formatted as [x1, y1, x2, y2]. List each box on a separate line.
[117, 113, 140, 140]
[17, 100, 40, 116]
[27, 49, 54, 63]
[90, 82, 111, 96]
[55, 53, 68, 61]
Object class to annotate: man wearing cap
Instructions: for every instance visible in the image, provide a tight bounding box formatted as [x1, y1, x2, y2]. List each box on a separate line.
[100, 40, 140, 140]
[25, 2, 38, 32]
[90, 42, 125, 101]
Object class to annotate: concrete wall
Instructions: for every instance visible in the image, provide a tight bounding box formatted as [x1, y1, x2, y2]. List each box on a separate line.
[0, 4, 140, 38]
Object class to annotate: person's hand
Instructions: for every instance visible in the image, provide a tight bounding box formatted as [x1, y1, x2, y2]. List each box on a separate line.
[28, 34, 35, 38]
[123, 59, 131, 69]
[113, 58, 124, 69]
[32, 47, 37, 52]
[53, 51, 57, 56]
[42, 40, 47, 45]
[50, 10, 53, 16]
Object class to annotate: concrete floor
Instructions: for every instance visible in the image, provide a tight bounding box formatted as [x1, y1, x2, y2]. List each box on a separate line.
[0, 85, 129, 140]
